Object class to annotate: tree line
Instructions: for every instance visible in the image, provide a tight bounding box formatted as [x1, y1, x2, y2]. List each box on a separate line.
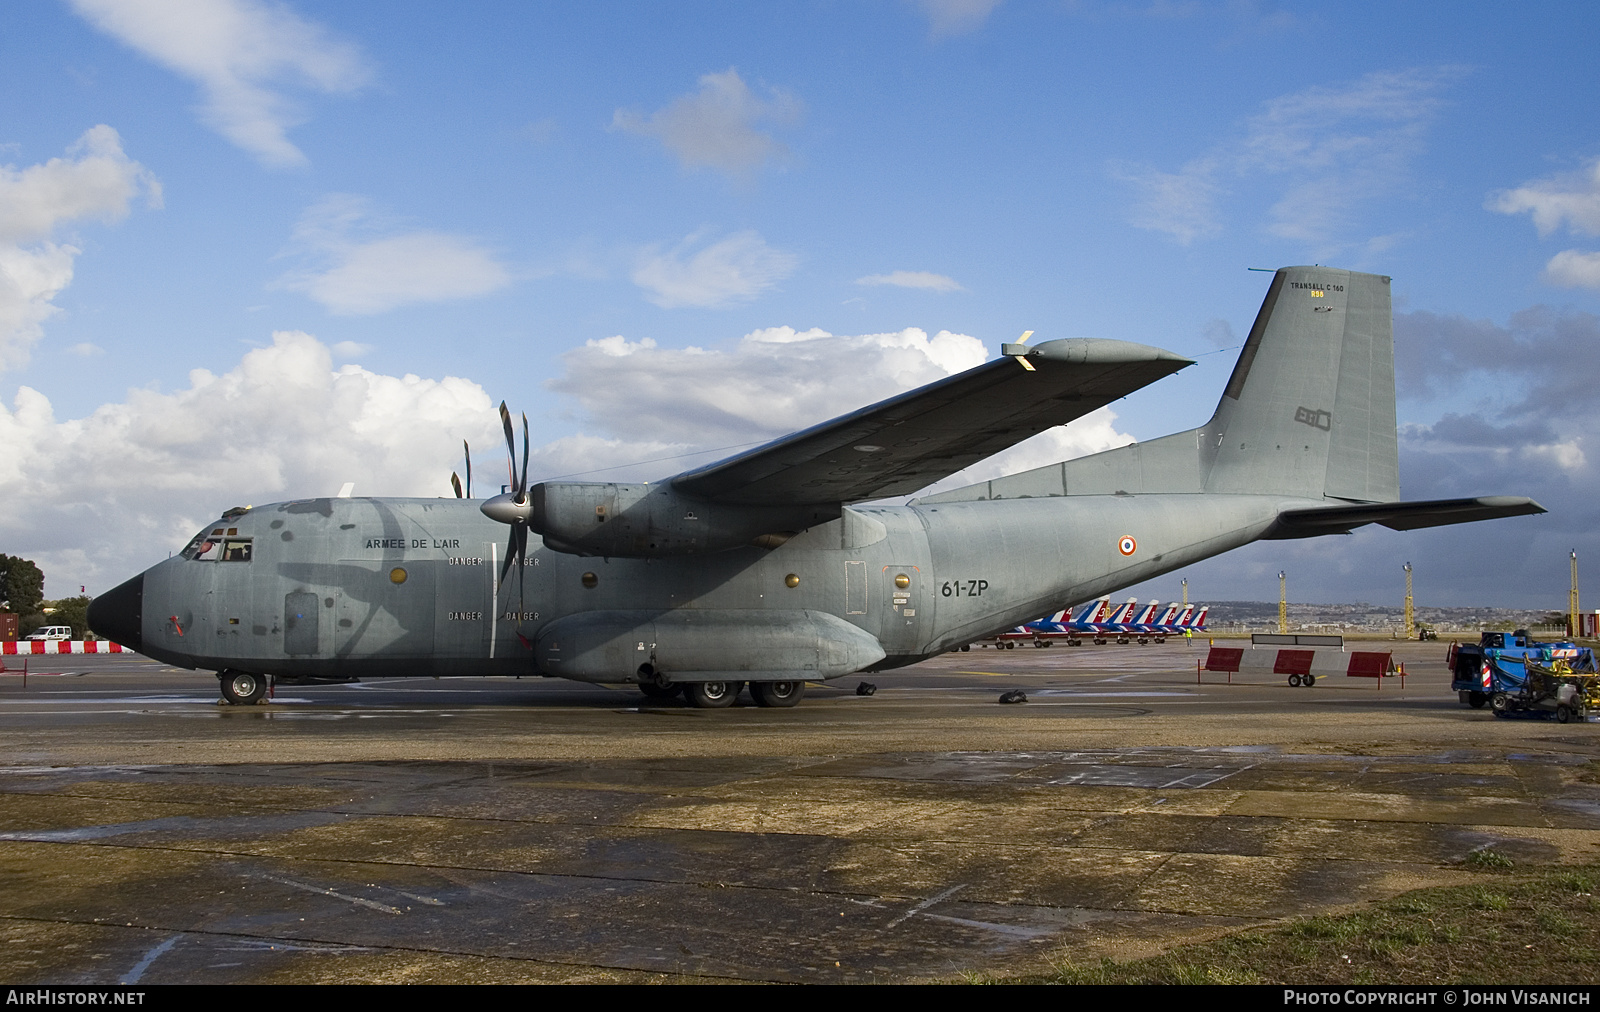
[0, 554, 92, 639]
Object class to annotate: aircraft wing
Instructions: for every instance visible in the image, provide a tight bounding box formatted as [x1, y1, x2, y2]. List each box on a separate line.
[671, 338, 1193, 506]
[1266, 496, 1546, 538]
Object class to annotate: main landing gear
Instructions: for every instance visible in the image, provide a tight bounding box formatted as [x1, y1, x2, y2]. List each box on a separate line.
[643, 679, 809, 709]
[218, 669, 268, 705]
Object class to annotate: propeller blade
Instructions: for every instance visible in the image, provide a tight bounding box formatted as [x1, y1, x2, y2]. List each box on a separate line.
[498, 527, 519, 588]
[518, 412, 530, 500]
[463, 440, 472, 498]
[514, 525, 528, 617]
[499, 401, 516, 491]
[451, 472, 463, 499]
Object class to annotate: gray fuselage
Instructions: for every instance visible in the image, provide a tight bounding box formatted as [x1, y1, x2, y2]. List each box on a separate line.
[129, 491, 1307, 682]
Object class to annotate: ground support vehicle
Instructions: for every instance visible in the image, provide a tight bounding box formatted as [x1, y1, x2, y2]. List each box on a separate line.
[1448, 631, 1594, 710]
[1483, 661, 1600, 722]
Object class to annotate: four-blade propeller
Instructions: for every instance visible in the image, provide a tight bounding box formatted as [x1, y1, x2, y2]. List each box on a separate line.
[480, 402, 535, 609]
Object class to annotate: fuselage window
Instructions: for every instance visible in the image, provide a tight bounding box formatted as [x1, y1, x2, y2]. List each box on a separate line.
[222, 539, 253, 562]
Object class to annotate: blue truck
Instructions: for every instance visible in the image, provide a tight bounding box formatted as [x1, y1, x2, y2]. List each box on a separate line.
[1448, 630, 1597, 720]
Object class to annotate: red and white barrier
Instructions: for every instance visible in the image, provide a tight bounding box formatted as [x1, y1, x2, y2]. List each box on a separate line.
[1202, 646, 1396, 682]
[1, 640, 135, 655]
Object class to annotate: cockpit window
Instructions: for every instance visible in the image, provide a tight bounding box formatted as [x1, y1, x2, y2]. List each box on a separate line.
[181, 526, 251, 562]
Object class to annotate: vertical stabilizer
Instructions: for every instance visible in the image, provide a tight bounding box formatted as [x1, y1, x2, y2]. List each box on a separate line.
[1201, 267, 1399, 501]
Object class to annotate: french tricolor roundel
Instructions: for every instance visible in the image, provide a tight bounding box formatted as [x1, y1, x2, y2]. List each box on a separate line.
[1118, 536, 1137, 556]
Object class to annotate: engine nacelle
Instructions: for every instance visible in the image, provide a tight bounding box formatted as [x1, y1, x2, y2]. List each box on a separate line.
[529, 481, 838, 557]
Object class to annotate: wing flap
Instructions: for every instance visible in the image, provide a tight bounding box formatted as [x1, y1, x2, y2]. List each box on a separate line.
[1266, 496, 1546, 538]
[672, 338, 1192, 505]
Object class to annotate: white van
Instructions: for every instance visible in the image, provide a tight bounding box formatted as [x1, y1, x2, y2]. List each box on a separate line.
[24, 626, 72, 641]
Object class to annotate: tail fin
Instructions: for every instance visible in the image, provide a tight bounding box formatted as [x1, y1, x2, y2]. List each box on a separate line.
[1200, 267, 1398, 501]
[918, 266, 1400, 504]
[1107, 597, 1138, 626]
[1187, 606, 1209, 630]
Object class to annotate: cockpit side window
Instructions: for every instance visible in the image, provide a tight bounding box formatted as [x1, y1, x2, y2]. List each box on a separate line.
[181, 526, 251, 561]
[182, 527, 227, 561]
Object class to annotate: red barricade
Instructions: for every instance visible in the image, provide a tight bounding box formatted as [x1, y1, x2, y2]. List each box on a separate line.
[1273, 649, 1315, 676]
[1347, 652, 1392, 678]
[1204, 647, 1244, 672]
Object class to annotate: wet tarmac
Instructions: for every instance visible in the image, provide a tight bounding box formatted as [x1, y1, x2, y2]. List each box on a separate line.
[2, 641, 1598, 983]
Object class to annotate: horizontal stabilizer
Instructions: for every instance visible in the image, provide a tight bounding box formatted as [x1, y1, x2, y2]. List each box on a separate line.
[1265, 496, 1545, 538]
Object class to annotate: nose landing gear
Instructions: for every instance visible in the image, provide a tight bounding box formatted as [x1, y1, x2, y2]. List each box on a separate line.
[218, 669, 269, 705]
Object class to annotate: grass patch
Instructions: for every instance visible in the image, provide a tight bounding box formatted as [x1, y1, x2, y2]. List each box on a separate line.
[970, 863, 1600, 985]
[1466, 847, 1516, 871]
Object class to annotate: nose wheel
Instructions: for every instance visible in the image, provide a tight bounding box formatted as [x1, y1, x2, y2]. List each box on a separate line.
[219, 669, 268, 705]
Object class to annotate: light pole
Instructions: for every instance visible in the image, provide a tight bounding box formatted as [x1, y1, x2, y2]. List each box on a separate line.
[1278, 571, 1288, 635]
[1404, 562, 1414, 640]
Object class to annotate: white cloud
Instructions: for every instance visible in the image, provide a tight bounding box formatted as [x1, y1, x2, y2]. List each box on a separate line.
[0, 126, 160, 371]
[67, 342, 104, 357]
[908, 410, 1135, 501]
[612, 68, 801, 177]
[1545, 250, 1600, 289]
[0, 330, 501, 594]
[1490, 160, 1600, 291]
[1115, 67, 1461, 247]
[1489, 159, 1600, 237]
[277, 195, 511, 315]
[548, 325, 989, 447]
[632, 230, 798, 308]
[856, 270, 965, 293]
[1110, 158, 1221, 245]
[916, 0, 1003, 37]
[70, 0, 371, 169]
[329, 340, 371, 359]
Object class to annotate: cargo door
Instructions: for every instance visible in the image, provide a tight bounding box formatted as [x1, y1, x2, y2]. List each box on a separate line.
[283, 592, 320, 656]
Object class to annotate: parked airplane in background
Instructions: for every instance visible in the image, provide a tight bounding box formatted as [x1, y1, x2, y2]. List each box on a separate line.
[996, 597, 1209, 648]
[89, 266, 1544, 708]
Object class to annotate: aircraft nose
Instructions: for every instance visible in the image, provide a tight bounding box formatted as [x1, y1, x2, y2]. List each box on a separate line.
[87, 574, 142, 651]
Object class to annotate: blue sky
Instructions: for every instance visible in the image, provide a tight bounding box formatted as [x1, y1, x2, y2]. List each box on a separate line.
[3, 0, 1599, 609]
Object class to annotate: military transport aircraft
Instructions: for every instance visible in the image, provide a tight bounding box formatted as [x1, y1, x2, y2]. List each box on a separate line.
[88, 266, 1544, 708]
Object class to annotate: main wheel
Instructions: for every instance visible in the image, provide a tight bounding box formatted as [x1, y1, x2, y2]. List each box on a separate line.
[1468, 691, 1488, 709]
[1556, 704, 1574, 724]
[751, 680, 806, 708]
[638, 682, 681, 703]
[1302, 674, 1315, 688]
[684, 680, 742, 708]
[1287, 674, 1302, 687]
[1490, 692, 1512, 714]
[219, 669, 267, 705]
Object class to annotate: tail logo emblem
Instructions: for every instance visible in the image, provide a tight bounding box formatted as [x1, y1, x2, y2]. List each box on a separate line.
[1294, 406, 1332, 431]
[1118, 536, 1137, 556]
